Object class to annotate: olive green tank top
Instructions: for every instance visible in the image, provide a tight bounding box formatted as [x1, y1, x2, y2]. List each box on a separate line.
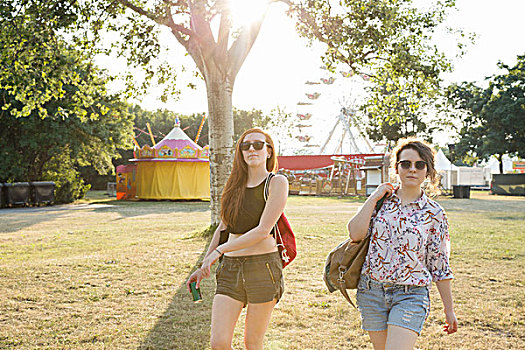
[226, 179, 266, 234]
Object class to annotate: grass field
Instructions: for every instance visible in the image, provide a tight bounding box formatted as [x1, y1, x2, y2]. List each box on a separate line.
[0, 191, 523, 349]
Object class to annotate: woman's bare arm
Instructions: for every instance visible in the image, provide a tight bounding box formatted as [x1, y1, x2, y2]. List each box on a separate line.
[347, 183, 393, 241]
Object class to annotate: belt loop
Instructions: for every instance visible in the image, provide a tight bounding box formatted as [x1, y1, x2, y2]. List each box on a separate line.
[404, 285, 409, 293]
[366, 276, 371, 290]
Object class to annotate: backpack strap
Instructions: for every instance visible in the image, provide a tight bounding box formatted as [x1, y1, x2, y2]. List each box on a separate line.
[339, 284, 357, 309]
[263, 173, 276, 237]
[263, 172, 275, 202]
[374, 193, 388, 215]
[363, 194, 387, 237]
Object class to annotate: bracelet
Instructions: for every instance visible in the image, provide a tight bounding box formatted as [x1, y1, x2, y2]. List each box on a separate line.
[214, 247, 223, 256]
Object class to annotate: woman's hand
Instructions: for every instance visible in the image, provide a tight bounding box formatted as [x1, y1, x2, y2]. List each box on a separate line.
[370, 182, 394, 202]
[186, 269, 204, 291]
[200, 249, 222, 278]
[443, 309, 458, 334]
[436, 279, 457, 335]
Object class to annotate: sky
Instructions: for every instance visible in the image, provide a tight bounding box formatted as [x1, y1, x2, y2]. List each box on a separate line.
[99, 0, 525, 154]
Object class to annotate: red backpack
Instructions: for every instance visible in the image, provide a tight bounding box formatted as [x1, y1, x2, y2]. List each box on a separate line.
[264, 173, 297, 268]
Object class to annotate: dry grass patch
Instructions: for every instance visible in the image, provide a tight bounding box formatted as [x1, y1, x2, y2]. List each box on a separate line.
[0, 191, 523, 349]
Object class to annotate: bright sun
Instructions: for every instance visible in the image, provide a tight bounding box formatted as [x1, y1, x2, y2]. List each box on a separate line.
[228, 0, 270, 27]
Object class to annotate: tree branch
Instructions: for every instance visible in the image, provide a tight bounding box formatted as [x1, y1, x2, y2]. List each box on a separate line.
[116, 0, 205, 73]
[295, 6, 326, 43]
[187, 1, 218, 78]
[185, 36, 206, 75]
[164, 1, 194, 37]
[216, 4, 230, 59]
[227, 10, 268, 79]
[117, 0, 194, 39]
[189, 1, 216, 49]
[164, 3, 189, 50]
[115, 0, 165, 25]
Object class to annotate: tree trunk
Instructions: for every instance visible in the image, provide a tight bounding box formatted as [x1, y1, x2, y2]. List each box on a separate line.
[498, 154, 504, 174]
[114, 0, 269, 224]
[205, 71, 235, 225]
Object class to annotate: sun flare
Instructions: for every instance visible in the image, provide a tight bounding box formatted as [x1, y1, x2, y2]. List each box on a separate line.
[228, 0, 270, 27]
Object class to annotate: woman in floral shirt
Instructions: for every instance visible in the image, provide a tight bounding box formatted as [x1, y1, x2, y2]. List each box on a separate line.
[347, 138, 458, 350]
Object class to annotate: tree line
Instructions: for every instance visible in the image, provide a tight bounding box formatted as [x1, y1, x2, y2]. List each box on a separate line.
[445, 56, 525, 172]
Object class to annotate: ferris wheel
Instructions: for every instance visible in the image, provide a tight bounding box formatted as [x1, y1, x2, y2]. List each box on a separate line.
[319, 108, 374, 154]
[292, 65, 376, 155]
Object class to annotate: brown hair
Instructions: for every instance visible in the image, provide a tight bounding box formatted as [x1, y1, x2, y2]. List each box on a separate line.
[390, 138, 440, 196]
[220, 128, 278, 227]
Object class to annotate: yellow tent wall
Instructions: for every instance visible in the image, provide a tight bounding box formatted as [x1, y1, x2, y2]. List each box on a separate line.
[136, 161, 210, 200]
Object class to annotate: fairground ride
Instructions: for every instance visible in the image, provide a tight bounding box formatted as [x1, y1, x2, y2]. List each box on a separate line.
[292, 65, 380, 155]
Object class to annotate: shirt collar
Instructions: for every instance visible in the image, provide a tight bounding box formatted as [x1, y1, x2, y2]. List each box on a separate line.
[391, 189, 428, 209]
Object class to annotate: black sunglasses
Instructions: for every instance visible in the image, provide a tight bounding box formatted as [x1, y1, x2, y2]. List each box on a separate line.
[239, 141, 268, 151]
[397, 160, 427, 170]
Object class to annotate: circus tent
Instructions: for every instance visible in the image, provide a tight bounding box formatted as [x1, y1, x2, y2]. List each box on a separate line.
[129, 119, 210, 200]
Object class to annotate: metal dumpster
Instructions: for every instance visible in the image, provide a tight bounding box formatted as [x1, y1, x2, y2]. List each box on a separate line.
[452, 185, 471, 199]
[0, 183, 5, 208]
[4, 182, 31, 206]
[30, 181, 55, 205]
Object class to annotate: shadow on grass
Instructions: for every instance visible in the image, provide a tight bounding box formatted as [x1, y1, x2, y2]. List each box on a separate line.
[139, 234, 214, 350]
[90, 199, 210, 221]
[0, 200, 210, 234]
[0, 206, 73, 234]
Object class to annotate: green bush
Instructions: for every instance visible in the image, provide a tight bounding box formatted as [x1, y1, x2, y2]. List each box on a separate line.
[43, 156, 91, 204]
[53, 176, 91, 203]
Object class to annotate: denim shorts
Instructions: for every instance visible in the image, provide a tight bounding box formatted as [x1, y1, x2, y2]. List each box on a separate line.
[215, 251, 284, 306]
[356, 274, 430, 335]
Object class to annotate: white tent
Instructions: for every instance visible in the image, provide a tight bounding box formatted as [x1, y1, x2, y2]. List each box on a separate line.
[484, 155, 514, 174]
[435, 149, 457, 189]
[435, 149, 457, 171]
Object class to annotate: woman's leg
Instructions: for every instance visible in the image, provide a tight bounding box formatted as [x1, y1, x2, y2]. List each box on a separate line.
[368, 330, 387, 350]
[243, 299, 277, 350]
[210, 294, 244, 350]
[385, 325, 418, 350]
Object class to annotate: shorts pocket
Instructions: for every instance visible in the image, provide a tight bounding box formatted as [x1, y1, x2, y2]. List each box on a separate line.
[215, 262, 224, 279]
[408, 285, 429, 297]
[357, 275, 368, 291]
[266, 260, 284, 302]
[265, 262, 276, 285]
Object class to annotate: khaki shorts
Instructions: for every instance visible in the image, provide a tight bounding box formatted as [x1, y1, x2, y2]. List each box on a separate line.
[215, 251, 284, 306]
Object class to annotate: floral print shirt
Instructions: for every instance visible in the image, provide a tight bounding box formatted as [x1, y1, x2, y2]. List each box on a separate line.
[362, 191, 454, 286]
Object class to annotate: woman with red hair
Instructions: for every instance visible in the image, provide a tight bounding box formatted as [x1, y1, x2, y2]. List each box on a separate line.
[187, 128, 288, 350]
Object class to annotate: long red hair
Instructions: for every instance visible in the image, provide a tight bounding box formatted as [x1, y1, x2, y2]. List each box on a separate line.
[220, 128, 278, 227]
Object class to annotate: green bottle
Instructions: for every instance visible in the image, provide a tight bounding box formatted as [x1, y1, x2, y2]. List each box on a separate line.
[190, 281, 202, 303]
